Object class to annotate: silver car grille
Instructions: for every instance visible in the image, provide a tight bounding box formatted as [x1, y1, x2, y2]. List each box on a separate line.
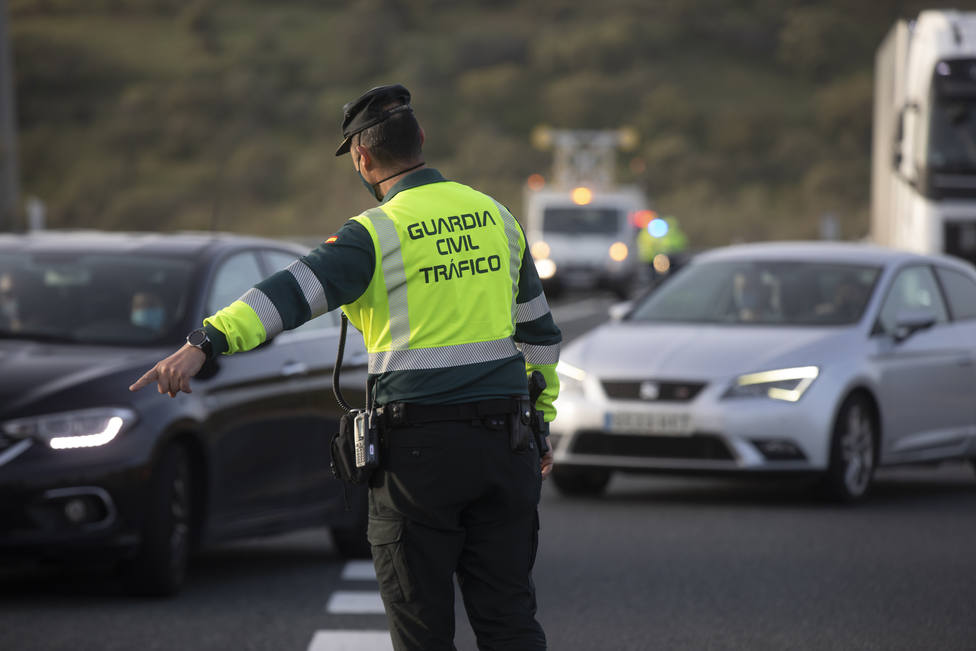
[573, 431, 734, 460]
[601, 380, 706, 402]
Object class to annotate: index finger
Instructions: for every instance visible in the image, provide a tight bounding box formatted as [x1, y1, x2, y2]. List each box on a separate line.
[129, 367, 159, 392]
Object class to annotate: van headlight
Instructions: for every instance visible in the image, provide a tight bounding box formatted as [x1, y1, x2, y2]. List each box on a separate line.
[724, 366, 819, 402]
[556, 360, 588, 395]
[1, 407, 137, 450]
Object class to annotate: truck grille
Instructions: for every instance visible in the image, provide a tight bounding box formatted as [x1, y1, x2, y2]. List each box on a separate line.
[601, 380, 705, 402]
[571, 431, 733, 460]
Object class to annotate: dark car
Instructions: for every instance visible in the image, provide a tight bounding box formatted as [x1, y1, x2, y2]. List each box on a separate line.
[0, 230, 369, 595]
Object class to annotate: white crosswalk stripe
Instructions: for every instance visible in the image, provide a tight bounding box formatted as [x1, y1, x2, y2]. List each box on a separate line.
[307, 631, 393, 651]
[340, 560, 377, 581]
[326, 590, 386, 614]
[307, 561, 390, 650]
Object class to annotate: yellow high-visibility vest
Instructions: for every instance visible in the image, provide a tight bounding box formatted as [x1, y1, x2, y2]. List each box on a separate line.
[343, 180, 526, 375]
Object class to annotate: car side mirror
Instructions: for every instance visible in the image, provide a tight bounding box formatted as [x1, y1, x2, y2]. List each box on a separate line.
[893, 309, 937, 343]
[608, 301, 632, 321]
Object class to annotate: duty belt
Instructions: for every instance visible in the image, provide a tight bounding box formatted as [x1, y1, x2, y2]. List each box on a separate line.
[377, 398, 523, 428]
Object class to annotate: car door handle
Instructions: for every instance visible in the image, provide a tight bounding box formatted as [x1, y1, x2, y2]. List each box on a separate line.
[280, 361, 309, 377]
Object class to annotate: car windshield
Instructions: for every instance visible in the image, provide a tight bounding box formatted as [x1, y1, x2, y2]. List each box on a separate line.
[542, 207, 622, 234]
[629, 259, 881, 326]
[0, 251, 194, 346]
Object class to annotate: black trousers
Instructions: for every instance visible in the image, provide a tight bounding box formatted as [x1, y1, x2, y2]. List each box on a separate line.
[367, 417, 547, 651]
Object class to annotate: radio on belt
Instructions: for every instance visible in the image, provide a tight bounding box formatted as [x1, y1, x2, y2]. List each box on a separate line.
[354, 410, 380, 469]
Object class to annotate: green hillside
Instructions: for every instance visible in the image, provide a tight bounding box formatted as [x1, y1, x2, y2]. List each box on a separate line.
[8, 0, 943, 245]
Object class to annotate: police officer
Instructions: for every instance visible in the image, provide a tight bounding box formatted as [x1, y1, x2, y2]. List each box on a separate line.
[130, 84, 561, 651]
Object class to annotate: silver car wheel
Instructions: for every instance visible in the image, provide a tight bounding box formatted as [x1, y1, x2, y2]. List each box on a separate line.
[841, 403, 875, 497]
[822, 394, 878, 502]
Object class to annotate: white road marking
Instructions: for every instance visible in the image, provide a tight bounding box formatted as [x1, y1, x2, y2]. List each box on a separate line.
[326, 590, 386, 614]
[307, 631, 393, 651]
[341, 560, 377, 581]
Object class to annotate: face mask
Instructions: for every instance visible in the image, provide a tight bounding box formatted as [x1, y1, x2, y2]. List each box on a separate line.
[356, 152, 425, 202]
[132, 307, 165, 330]
[358, 170, 383, 201]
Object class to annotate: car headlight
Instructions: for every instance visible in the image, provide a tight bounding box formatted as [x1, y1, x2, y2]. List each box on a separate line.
[724, 366, 819, 402]
[608, 241, 629, 262]
[556, 360, 587, 395]
[1, 407, 137, 450]
[535, 258, 557, 280]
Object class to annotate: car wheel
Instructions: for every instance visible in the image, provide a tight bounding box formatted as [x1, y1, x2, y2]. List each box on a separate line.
[551, 466, 612, 497]
[123, 444, 193, 596]
[822, 395, 877, 502]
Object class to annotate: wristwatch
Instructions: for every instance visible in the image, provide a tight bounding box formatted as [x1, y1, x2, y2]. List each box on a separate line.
[186, 328, 213, 359]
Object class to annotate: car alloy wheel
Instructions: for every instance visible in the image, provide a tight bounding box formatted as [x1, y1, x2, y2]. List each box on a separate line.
[823, 395, 876, 502]
[123, 444, 193, 596]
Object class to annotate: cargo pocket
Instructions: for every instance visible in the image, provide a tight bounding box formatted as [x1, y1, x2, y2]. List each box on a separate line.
[367, 517, 414, 604]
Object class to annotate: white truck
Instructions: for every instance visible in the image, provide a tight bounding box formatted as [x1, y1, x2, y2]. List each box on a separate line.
[524, 128, 650, 298]
[872, 9, 976, 265]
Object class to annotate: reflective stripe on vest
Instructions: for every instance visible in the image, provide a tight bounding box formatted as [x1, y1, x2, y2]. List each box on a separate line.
[518, 342, 560, 365]
[240, 287, 283, 339]
[285, 259, 329, 318]
[365, 207, 410, 349]
[515, 292, 551, 323]
[369, 336, 518, 374]
[492, 199, 523, 324]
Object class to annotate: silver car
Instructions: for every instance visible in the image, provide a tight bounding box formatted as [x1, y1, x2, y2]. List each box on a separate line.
[551, 242, 976, 501]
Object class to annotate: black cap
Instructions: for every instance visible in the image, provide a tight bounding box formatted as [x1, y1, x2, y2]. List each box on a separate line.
[335, 84, 412, 156]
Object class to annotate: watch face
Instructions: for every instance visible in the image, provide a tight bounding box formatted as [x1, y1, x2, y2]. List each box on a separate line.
[188, 329, 207, 347]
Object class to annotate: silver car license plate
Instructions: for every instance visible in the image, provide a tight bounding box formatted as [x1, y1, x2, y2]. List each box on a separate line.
[605, 411, 693, 436]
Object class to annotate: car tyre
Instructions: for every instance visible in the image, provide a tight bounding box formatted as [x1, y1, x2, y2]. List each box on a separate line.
[551, 466, 612, 497]
[123, 444, 193, 596]
[821, 394, 877, 503]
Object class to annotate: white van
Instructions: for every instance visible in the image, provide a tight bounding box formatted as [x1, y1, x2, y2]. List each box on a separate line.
[524, 185, 648, 298]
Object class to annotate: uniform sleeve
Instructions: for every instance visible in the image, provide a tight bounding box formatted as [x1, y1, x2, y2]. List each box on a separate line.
[203, 220, 375, 356]
[513, 241, 562, 430]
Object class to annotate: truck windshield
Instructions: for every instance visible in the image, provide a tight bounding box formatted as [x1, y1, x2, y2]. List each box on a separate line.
[928, 98, 976, 173]
[542, 207, 622, 234]
[0, 252, 194, 346]
[928, 59, 976, 174]
[628, 260, 881, 326]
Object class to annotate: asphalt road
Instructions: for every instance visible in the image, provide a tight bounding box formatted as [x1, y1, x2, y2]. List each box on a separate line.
[2, 291, 976, 651]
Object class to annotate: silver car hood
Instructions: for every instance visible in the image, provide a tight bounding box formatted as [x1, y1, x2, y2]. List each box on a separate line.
[564, 321, 858, 380]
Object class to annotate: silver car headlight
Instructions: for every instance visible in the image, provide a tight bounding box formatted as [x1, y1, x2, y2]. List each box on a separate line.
[1, 407, 137, 450]
[724, 366, 819, 402]
[556, 360, 588, 395]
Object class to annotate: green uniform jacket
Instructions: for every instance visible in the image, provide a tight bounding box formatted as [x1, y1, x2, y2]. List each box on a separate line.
[202, 169, 562, 427]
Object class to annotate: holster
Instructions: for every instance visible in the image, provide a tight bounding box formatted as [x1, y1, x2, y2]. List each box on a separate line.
[330, 409, 377, 486]
[509, 398, 535, 453]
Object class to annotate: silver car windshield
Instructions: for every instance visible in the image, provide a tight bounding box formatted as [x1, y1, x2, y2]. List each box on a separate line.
[630, 260, 881, 326]
[0, 252, 194, 345]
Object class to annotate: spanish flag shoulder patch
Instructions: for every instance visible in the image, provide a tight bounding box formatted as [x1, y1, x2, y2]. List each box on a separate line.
[325, 235, 338, 244]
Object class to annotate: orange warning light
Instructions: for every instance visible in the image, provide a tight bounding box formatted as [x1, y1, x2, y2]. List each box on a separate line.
[571, 187, 593, 205]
